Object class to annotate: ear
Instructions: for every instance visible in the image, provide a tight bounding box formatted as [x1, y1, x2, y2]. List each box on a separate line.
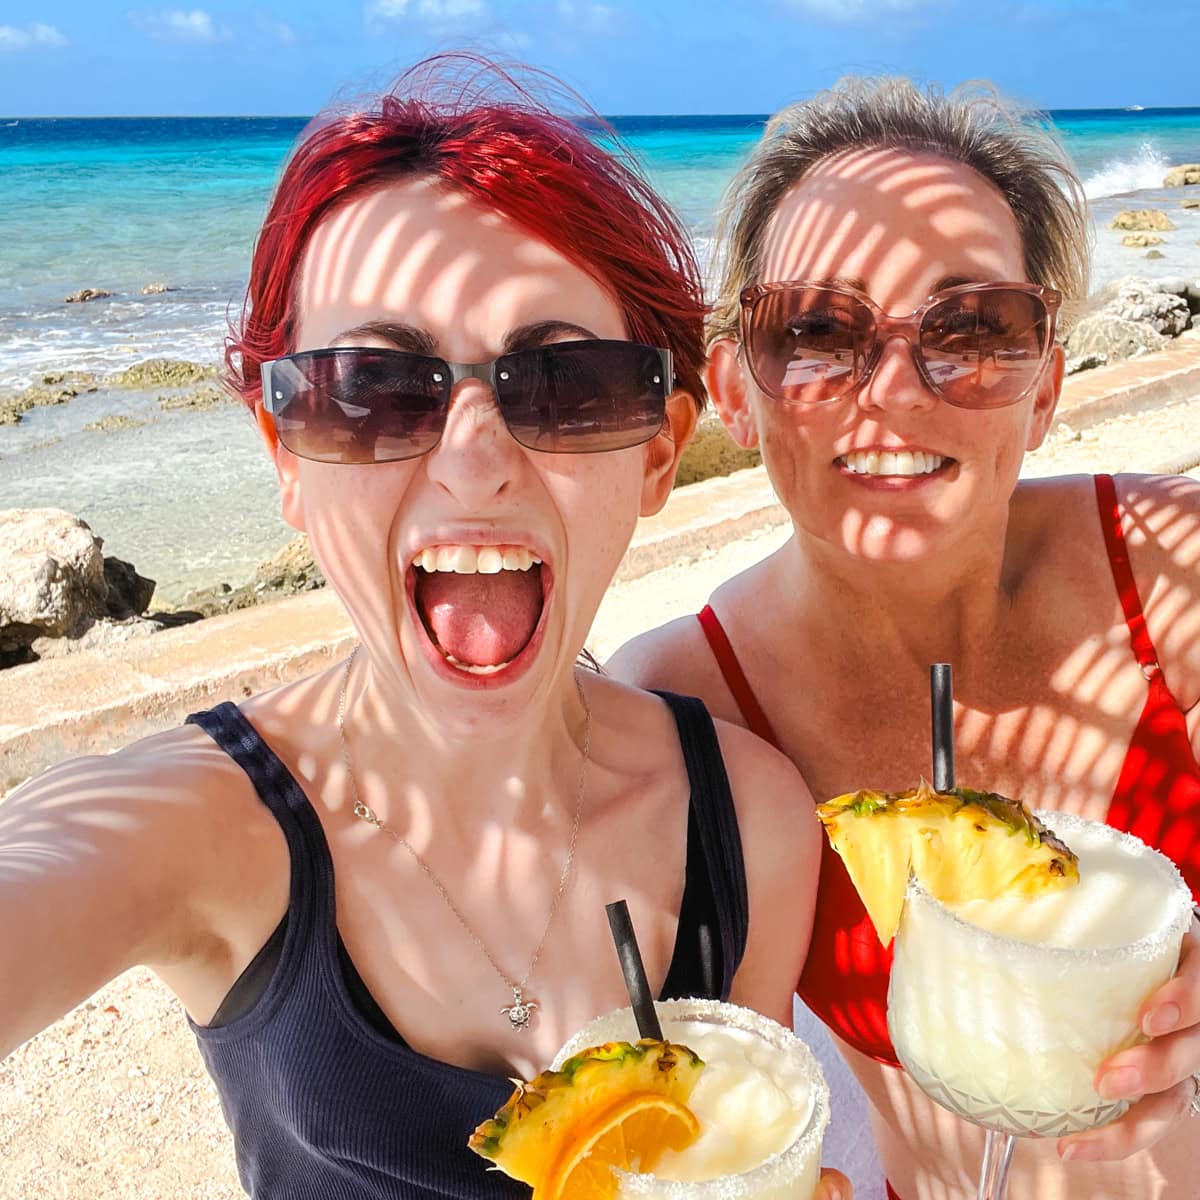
[258, 404, 307, 532]
[640, 389, 699, 517]
[706, 338, 759, 449]
[1026, 344, 1064, 452]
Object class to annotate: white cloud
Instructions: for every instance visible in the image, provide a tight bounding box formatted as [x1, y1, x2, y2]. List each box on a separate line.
[0, 23, 67, 50]
[789, 0, 930, 19]
[131, 9, 232, 43]
[254, 12, 296, 43]
[366, 0, 490, 28]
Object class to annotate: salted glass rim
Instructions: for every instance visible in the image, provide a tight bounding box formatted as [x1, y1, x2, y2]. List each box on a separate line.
[902, 810, 1194, 964]
[551, 996, 830, 1198]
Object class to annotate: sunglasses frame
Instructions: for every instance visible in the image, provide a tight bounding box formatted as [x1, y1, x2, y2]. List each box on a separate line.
[259, 340, 674, 463]
[738, 280, 1063, 410]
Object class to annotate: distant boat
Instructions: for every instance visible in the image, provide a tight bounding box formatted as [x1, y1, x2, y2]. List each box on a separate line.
[1124, 105, 1146, 112]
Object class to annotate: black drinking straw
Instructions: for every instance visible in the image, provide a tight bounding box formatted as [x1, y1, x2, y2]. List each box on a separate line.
[605, 899, 664, 1041]
[931, 663, 955, 791]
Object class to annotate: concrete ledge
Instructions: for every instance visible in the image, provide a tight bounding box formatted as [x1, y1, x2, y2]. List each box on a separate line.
[4, 336, 1199, 793]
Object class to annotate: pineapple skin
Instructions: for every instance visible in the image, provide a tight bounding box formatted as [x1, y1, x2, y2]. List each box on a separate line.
[468, 1039, 704, 1184]
[817, 782, 1080, 945]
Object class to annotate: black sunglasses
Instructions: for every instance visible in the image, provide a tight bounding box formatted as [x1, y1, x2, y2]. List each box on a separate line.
[259, 340, 674, 464]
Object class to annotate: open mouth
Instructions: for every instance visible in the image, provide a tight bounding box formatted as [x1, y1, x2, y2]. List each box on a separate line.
[411, 544, 548, 677]
[836, 450, 956, 478]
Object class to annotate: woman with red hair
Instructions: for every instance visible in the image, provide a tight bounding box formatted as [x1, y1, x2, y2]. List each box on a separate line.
[0, 59, 848, 1200]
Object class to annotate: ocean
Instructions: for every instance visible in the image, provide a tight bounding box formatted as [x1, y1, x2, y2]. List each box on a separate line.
[2, 108, 1199, 603]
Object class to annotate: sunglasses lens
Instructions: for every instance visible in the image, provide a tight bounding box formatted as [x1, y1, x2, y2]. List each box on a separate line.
[921, 290, 1050, 408]
[495, 341, 668, 453]
[747, 287, 871, 403]
[265, 349, 449, 464]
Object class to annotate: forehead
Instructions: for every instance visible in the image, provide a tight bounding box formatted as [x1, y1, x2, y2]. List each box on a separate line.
[293, 177, 625, 351]
[758, 147, 1027, 301]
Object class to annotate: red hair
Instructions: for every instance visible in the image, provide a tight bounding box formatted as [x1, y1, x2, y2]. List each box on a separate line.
[226, 56, 707, 426]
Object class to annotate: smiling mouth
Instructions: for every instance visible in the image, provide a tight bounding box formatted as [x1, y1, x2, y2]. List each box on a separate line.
[836, 450, 955, 477]
[411, 545, 546, 675]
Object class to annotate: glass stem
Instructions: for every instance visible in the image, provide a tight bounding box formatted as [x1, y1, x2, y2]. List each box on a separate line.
[976, 1131, 1017, 1200]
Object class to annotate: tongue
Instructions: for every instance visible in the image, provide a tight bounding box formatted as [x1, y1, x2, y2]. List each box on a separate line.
[416, 567, 544, 667]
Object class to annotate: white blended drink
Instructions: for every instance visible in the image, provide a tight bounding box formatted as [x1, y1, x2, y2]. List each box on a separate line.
[553, 998, 830, 1199]
[889, 811, 1193, 1136]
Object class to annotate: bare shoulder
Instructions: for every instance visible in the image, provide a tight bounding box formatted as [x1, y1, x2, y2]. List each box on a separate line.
[1115, 473, 1200, 709]
[710, 717, 821, 1022]
[711, 718, 817, 852]
[3, 716, 286, 960]
[605, 613, 710, 693]
[0, 717, 287, 1055]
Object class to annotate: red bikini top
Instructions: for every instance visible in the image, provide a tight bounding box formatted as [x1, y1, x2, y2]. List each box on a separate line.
[697, 474, 1200, 1067]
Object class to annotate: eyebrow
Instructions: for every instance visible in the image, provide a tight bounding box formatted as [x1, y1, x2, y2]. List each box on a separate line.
[327, 318, 600, 359]
[503, 320, 601, 352]
[330, 321, 437, 354]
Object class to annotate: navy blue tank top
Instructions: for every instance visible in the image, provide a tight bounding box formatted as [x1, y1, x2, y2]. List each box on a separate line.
[185, 690, 748, 1199]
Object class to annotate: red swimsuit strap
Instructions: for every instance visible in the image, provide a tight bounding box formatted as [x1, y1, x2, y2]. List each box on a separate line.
[695, 605, 783, 750]
[1093, 473, 1160, 674]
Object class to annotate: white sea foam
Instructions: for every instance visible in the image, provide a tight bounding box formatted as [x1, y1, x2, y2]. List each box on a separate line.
[1082, 141, 1173, 199]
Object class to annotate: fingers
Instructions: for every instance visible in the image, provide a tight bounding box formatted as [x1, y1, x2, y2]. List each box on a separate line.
[1096, 1023, 1200, 1100]
[1137, 922, 1200, 1039]
[1058, 1077, 1196, 1162]
[815, 1167, 852, 1200]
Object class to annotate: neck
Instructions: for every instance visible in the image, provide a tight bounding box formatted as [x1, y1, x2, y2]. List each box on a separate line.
[774, 512, 1021, 675]
[337, 652, 592, 838]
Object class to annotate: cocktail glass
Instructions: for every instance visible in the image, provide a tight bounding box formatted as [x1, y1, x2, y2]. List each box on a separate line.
[552, 997, 830, 1199]
[888, 810, 1193, 1199]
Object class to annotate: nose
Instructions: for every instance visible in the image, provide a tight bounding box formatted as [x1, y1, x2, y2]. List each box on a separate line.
[855, 332, 939, 415]
[423, 377, 521, 504]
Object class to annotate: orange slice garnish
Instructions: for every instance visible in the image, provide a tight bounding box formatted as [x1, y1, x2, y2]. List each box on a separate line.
[533, 1091, 700, 1200]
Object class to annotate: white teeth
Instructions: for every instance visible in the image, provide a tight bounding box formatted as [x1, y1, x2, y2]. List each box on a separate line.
[413, 544, 542, 574]
[444, 654, 510, 675]
[476, 547, 503, 574]
[842, 450, 945, 477]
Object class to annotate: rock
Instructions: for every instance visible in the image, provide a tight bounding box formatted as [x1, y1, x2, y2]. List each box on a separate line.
[1064, 313, 1168, 365]
[64, 287, 114, 303]
[1110, 209, 1177, 232]
[0, 510, 161, 665]
[157, 383, 230, 411]
[0, 509, 107, 652]
[1163, 164, 1200, 188]
[253, 535, 324, 594]
[177, 535, 326, 618]
[83, 413, 156, 434]
[1103, 280, 1190, 335]
[103, 556, 155, 618]
[0, 371, 100, 424]
[1182, 197, 1200, 209]
[140, 282, 172, 295]
[675, 410, 761, 487]
[111, 359, 218, 389]
[1146, 250, 1167, 260]
[1065, 352, 1108, 375]
[1121, 233, 1164, 247]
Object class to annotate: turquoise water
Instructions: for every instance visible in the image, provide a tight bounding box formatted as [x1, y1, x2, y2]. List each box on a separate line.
[1, 108, 1198, 601]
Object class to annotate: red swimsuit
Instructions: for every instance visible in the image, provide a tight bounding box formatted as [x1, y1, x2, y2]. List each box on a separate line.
[698, 474, 1200, 1200]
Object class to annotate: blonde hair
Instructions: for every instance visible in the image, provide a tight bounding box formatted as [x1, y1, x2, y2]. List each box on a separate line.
[708, 77, 1091, 344]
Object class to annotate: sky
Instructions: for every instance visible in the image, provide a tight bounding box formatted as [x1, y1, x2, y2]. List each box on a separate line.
[0, 0, 1197, 117]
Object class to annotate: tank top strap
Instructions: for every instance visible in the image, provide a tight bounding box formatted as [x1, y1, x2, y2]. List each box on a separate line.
[185, 701, 329, 930]
[696, 605, 783, 750]
[1093, 473, 1161, 677]
[651, 689, 750, 991]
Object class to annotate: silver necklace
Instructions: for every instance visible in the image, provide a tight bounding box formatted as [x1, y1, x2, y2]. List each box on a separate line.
[336, 648, 590, 1031]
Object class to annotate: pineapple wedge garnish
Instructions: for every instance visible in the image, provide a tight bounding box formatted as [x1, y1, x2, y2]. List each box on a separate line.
[469, 1038, 704, 1187]
[817, 781, 1079, 945]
